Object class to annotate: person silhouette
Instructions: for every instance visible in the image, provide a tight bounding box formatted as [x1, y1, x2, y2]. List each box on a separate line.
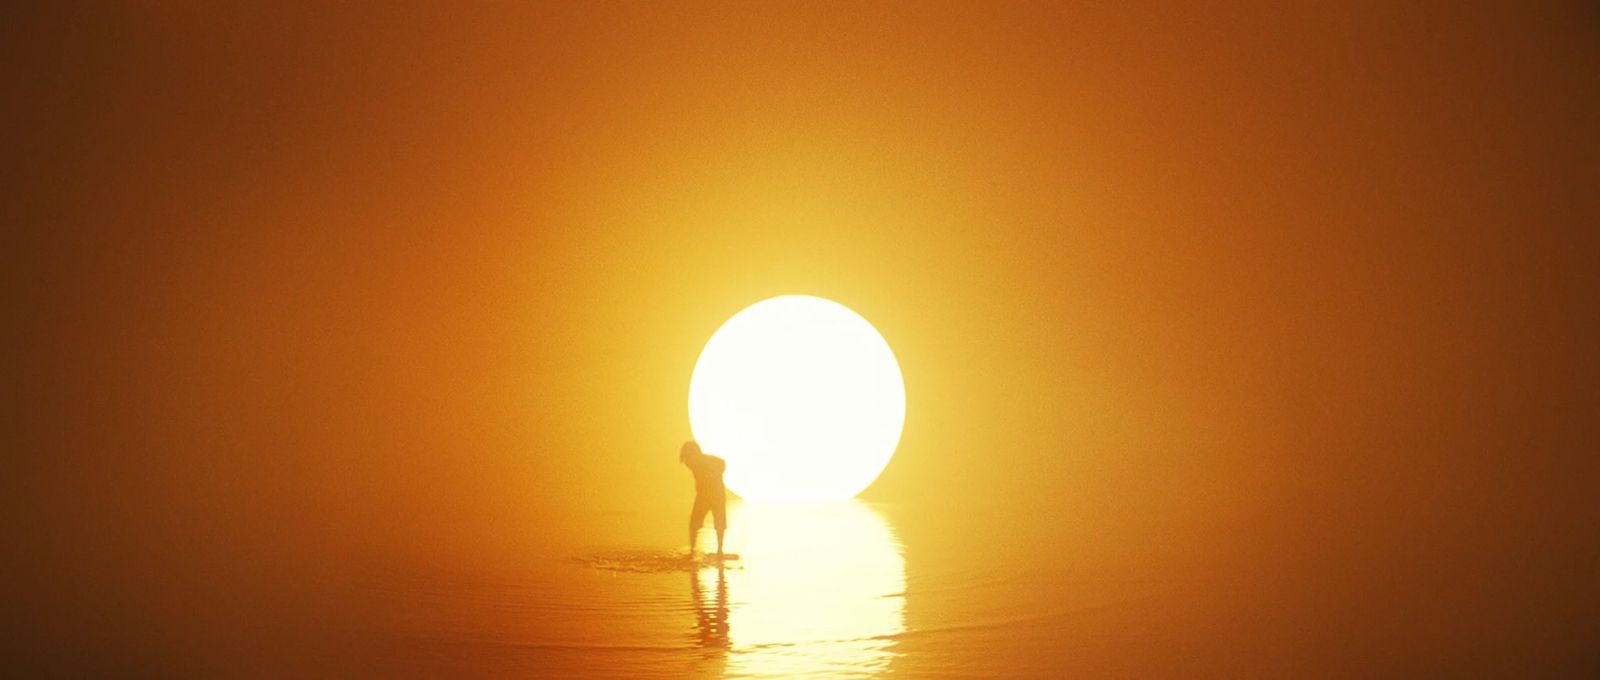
[680, 440, 727, 557]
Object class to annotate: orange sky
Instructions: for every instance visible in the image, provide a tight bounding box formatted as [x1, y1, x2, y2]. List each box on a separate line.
[9, 2, 1598, 674]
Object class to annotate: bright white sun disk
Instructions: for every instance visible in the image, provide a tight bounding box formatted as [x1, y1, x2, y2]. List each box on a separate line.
[688, 295, 905, 502]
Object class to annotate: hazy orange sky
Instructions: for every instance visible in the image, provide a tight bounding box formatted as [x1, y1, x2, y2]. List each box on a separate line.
[9, 2, 1598, 675]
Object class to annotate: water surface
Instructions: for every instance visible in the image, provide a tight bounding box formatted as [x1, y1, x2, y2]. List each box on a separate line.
[361, 498, 1219, 678]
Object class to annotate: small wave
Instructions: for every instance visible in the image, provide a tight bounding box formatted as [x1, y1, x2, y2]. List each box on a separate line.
[575, 549, 741, 574]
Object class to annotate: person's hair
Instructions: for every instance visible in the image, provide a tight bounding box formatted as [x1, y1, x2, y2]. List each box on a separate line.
[679, 440, 701, 463]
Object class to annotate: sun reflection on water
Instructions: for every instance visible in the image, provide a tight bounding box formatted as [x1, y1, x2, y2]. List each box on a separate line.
[694, 500, 905, 678]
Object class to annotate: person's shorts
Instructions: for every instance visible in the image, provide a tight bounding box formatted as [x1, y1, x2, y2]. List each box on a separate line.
[690, 495, 727, 531]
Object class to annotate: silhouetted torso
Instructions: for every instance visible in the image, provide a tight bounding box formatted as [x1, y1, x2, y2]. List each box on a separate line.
[686, 454, 726, 501]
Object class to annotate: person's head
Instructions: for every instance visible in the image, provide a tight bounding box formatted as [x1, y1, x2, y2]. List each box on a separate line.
[679, 440, 701, 464]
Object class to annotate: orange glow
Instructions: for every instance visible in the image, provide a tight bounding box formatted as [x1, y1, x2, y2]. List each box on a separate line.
[11, 2, 1594, 677]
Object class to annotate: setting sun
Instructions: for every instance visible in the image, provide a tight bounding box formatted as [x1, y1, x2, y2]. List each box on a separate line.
[16, 3, 1591, 676]
[688, 295, 905, 502]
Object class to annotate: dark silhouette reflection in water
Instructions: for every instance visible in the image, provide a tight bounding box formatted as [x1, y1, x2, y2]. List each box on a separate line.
[691, 565, 730, 650]
[688, 565, 730, 679]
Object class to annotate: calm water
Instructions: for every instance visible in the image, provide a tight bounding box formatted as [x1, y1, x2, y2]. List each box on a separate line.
[357, 499, 1230, 678]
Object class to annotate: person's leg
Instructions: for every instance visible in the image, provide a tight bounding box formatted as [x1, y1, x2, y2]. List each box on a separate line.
[689, 500, 708, 556]
[712, 502, 727, 556]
